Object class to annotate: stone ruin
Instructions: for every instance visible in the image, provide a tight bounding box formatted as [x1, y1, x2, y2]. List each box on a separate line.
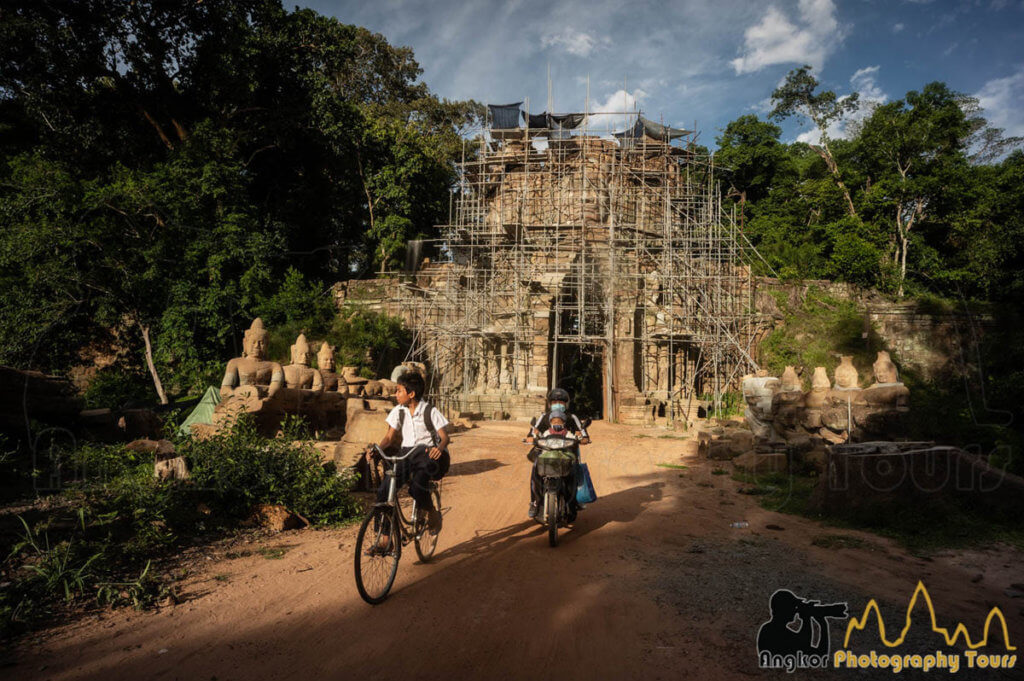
[185, 318, 427, 470]
[742, 351, 910, 451]
[340, 107, 763, 427]
[698, 351, 911, 474]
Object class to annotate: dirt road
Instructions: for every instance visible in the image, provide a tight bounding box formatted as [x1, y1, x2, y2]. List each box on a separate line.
[10, 422, 1023, 680]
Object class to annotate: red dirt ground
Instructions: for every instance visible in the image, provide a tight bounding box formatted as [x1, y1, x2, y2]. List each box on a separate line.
[8, 421, 1023, 680]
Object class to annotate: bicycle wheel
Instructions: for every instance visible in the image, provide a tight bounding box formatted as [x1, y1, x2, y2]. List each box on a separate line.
[354, 507, 401, 604]
[546, 490, 559, 547]
[414, 485, 442, 563]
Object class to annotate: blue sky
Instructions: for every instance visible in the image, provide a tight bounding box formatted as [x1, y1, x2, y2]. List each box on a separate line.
[299, 0, 1024, 148]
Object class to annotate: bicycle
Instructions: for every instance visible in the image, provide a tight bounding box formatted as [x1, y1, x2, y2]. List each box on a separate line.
[354, 444, 443, 604]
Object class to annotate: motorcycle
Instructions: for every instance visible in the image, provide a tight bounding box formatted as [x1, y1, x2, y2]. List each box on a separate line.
[524, 417, 592, 547]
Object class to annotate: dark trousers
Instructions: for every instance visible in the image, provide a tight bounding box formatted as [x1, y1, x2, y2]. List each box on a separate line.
[376, 445, 450, 511]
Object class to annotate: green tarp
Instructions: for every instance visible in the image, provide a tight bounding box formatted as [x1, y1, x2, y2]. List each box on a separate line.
[177, 385, 221, 436]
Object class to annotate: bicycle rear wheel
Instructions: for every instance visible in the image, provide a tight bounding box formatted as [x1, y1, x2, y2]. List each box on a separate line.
[354, 507, 401, 604]
[414, 485, 442, 563]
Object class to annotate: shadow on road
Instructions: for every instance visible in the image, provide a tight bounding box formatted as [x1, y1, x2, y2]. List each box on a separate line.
[447, 458, 506, 477]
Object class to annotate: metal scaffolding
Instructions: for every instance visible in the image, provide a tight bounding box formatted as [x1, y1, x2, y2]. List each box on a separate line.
[369, 102, 764, 424]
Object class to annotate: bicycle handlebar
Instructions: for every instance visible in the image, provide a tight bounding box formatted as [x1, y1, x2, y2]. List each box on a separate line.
[368, 443, 424, 462]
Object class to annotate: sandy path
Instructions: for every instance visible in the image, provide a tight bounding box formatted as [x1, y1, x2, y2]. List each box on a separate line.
[8, 421, 1023, 680]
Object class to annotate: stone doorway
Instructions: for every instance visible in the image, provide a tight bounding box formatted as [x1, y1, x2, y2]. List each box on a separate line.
[553, 343, 604, 419]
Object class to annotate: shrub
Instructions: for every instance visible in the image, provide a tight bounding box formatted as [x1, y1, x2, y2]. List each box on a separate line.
[1, 416, 359, 638]
[82, 368, 154, 409]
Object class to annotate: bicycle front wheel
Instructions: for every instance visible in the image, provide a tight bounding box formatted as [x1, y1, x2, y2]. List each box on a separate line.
[414, 485, 442, 563]
[354, 507, 401, 604]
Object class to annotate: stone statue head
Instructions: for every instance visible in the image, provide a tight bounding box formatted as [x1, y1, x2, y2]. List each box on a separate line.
[290, 334, 311, 366]
[242, 318, 268, 360]
[318, 342, 335, 371]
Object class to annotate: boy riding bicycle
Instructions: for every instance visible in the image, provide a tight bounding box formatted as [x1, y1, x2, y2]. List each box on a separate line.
[365, 371, 450, 536]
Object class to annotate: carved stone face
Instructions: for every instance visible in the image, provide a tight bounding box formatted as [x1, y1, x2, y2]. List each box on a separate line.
[318, 343, 335, 371]
[290, 334, 311, 366]
[242, 318, 269, 361]
[244, 331, 267, 360]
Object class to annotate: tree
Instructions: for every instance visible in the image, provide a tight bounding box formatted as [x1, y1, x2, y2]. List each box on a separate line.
[0, 1, 476, 398]
[770, 66, 860, 219]
[714, 115, 790, 229]
[856, 83, 975, 296]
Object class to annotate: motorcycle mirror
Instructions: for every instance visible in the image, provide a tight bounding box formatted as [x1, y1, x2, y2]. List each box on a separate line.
[530, 417, 537, 427]
[582, 417, 592, 429]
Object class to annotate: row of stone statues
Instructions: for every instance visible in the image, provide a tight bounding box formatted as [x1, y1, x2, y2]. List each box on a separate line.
[209, 318, 425, 437]
[773, 351, 900, 393]
[219, 318, 348, 400]
[743, 351, 909, 448]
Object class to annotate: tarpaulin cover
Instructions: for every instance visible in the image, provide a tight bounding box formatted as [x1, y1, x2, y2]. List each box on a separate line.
[614, 115, 692, 142]
[527, 113, 548, 129]
[488, 102, 523, 129]
[177, 385, 221, 436]
[550, 113, 585, 129]
[525, 112, 586, 131]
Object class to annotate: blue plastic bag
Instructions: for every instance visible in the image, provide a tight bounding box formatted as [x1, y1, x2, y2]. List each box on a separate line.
[576, 462, 597, 504]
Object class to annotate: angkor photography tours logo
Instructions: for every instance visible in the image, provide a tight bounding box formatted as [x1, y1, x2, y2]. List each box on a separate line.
[757, 589, 849, 672]
[756, 582, 1018, 674]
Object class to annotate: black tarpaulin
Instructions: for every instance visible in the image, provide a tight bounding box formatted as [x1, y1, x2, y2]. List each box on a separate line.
[614, 115, 692, 142]
[488, 102, 523, 129]
[526, 112, 585, 131]
[549, 113, 585, 129]
[527, 113, 548, 129]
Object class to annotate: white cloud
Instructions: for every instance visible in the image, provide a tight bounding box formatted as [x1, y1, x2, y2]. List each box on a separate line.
[850, 65, 886, 104]
[585, 89, 643, 132]
[795, 65, 888, 144]
[892, 22, 905, 33]
[540, 28, 610, 57]
[731, 0, 842, 74]
[975, 66, 1024, 137]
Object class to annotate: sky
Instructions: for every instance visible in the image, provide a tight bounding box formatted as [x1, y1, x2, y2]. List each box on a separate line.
[298, 0, 1024, 149]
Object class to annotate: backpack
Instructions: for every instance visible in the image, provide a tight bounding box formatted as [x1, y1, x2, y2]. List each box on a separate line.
[396, 402, 443, 449]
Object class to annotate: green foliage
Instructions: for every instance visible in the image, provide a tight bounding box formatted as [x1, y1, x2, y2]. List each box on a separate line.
[712, 72, 1022, 299]
[178, 415, 360, 524]
[10, 514, 99, 603]
[759, 286, 884, 378]
[82, 369, 154, 409]
[96, 561, 169, 610]
[325, 305, 412, 376]
[700, 391, 744, 419]
[770, 66, 861, 138]
[0, 1, 480, 401]
[258, 268, 337, 362]
[1, 415, 359, 637]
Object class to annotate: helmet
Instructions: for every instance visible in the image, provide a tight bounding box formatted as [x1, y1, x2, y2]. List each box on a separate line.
[547, 388, 570, 404]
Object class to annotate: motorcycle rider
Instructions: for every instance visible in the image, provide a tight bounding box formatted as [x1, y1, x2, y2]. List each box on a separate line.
[525, 388, 590, 520]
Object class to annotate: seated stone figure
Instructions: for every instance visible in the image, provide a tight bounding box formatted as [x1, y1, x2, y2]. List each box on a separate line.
[220, 318, 284, 400]
[282, 334, 324, 392]
[314, 342, 348, 436]
[317, 342, 348, 395]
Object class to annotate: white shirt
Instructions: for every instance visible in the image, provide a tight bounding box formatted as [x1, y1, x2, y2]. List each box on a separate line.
[385, 401, 450, 448]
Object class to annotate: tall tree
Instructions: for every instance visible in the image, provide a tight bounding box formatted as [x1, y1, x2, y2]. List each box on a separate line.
[714, 115, 789, 229]
[770, 66, 860, 219]
[857, 83, 976, 296]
